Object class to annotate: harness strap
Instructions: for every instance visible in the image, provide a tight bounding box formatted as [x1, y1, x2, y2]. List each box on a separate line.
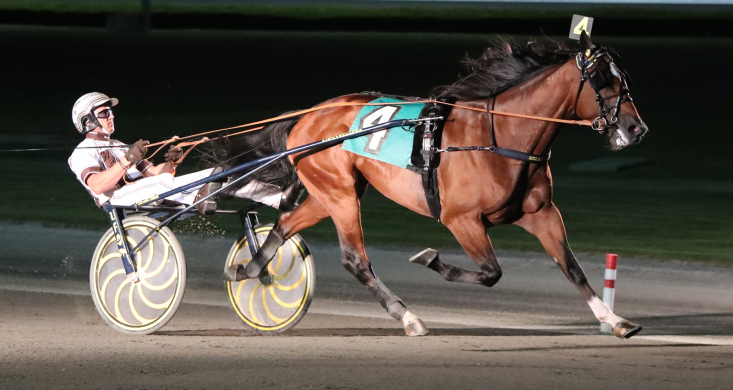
[412, 100, 454, 221]
[485, 97, 550, 163]
[440, 146, 549, 163]
[435, 98, 550, 163]
[573, 75, 587, 117]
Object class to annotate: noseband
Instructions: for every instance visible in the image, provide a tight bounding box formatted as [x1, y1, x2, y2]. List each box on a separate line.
[573, 48, 633, 132]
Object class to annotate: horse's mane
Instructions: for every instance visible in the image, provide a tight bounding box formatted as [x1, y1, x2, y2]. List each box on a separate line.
[433, 38, 577, 101]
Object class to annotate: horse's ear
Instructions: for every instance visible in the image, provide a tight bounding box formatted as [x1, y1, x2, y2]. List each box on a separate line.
[580, 31, 594, 57]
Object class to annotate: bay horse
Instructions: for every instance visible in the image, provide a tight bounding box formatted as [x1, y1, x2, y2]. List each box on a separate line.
[217, 33, 648, 338]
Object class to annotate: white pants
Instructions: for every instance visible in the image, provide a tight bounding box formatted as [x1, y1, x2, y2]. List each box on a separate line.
[109, 169, 282, 209]
[110, 169, 215, 206]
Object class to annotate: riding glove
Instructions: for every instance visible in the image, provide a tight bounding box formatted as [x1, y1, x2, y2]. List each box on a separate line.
[124, 140, 149, 165]
[164, 146, 183, 165]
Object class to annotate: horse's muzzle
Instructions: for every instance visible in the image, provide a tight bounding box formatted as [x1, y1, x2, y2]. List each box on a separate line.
[628, 124, 648, 144]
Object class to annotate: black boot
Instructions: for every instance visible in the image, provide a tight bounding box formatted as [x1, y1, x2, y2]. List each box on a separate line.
[194, 166, 224, 214]
[278, 182, 304, 212]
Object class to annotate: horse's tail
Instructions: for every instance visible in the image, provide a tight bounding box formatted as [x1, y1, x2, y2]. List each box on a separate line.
[203, 112, 302, 190]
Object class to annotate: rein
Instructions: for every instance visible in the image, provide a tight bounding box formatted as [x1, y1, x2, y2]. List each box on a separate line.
[144, 99, 593, 150]
[142, 100, 591, 164]
[1, 93, 596, 163]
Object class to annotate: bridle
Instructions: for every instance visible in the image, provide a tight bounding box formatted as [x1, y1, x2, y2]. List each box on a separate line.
[573, 47, 633, 132]
[441, 48, 637, 164]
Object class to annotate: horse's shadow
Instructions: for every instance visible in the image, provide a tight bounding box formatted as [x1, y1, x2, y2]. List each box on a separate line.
[156, 312, 733, 338]
[155, 327, 566, 337]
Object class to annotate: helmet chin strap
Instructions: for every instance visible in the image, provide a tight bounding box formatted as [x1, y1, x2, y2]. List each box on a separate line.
[96, 120, 114, 135]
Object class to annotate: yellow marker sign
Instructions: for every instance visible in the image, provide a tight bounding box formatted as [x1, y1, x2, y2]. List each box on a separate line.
[574, 17, 589, 36]
[569, 14, 594, 40]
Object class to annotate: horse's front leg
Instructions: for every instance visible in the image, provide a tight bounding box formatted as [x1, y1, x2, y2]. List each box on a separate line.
[515, 204, 642, 339]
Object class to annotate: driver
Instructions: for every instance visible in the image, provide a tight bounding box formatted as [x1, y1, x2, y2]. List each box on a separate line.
[68, 92, 287, 213]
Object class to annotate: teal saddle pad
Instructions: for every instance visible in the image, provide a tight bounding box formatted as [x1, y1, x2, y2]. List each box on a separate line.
[341, 98, 425, 169]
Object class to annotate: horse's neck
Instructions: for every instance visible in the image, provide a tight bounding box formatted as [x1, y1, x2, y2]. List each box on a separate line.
[491, 61, 578, 157]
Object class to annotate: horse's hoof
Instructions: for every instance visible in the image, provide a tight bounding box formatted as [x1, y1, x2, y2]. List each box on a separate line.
[223, 264, 246, 281]
[402, 311, 429, 337]
[613, 319, 642, 339]
[409, 248, 438, 267]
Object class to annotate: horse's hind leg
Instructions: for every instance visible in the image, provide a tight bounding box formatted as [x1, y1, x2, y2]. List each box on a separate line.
[296, 166, 427, 336]
[223, 194, 329, 281]
[327, 191, 428, 336]
[411, 214, 503, 287]
[515, 204, 642, 339]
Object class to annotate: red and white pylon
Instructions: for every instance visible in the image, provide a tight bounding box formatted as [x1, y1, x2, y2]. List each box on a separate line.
[600, 254, 617, 334]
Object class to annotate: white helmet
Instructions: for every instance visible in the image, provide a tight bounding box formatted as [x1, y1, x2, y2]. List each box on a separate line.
[72, 92, 119, 134]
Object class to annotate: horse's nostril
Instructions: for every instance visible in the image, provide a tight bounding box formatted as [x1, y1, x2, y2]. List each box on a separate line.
[629, 125, 640, 134]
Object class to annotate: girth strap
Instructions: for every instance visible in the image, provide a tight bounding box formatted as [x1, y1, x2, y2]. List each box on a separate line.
[440, 146, 549, 163]
[436, 98, 551, 167]
[485, 97, 551, 163]
[409, 99, 455, 221]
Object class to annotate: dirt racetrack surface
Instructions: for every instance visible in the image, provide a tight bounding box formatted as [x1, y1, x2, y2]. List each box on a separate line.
[1, 288, 732, 390]
[0, 286, 731, 390]
[1, 224, 733, 389]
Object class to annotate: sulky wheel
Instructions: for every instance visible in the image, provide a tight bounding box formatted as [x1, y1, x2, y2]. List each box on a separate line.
[225, 224, 315, 334]
[90, 216, 186, 335]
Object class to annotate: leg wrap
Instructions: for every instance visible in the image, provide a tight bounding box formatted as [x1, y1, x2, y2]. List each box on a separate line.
[243, 228, 286, 278]
[367, 278, 407, 321]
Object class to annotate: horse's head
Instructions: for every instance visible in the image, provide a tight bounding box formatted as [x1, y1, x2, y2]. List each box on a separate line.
[576, 32, 648, 150]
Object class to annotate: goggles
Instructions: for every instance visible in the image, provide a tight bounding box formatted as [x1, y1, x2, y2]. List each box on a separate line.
[95, 108, 113, 119]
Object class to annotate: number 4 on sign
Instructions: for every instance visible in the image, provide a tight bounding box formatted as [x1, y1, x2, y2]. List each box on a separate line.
[569, 15, 594, 40]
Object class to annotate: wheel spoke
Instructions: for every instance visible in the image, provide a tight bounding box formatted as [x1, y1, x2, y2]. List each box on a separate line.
[129, 227, 155, 272]
[143, 241, 170, 279]
[234, 278, 253, 308]
[100, 268, 125, 314]
[137, 282, 173, 310]
[141, 270, 177, 291]
[268, 286, 303, 309]
[262, 286, 287, 323]
[248, 283, 264, 325]
[98, 251, 120, 270]
[274, 242, 298, 281]
[275, 266, 306, 291]
[113, 279, 132, 325]
[129, 283, 154, 324]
